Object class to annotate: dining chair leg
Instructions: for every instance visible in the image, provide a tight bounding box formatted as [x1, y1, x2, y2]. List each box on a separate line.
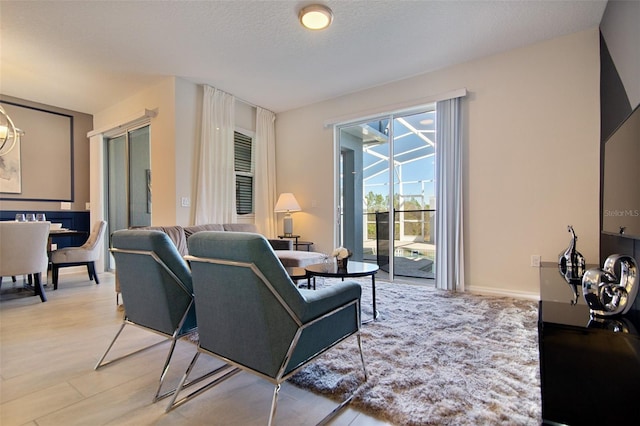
[86, 263, 94, 281]
[52, 265, 59, 290]
[0, 276, 17, 287]
[33, 272, 47, 302]
[88, 261, 99, 284]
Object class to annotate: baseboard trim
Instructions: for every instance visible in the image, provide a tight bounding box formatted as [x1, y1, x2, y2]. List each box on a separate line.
[465, 285, 539, 302]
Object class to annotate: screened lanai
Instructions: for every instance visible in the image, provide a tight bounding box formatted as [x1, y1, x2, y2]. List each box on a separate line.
[338, 108, 436, 280]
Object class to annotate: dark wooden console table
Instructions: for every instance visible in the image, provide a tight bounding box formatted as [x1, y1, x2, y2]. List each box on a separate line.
[538, 264, 640, 424]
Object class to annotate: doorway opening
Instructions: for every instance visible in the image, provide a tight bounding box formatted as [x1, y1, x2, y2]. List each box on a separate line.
[337, 107, 436, 282]
[105, 124, 151, 269]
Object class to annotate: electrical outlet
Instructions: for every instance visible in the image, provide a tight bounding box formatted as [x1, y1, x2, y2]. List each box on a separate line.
[531, 255, 541, 267]
[60, 202, 71, 210]
[181, 197, 190, 207]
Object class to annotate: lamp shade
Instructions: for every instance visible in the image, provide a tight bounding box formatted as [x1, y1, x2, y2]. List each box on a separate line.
[274, 193, 301, 213]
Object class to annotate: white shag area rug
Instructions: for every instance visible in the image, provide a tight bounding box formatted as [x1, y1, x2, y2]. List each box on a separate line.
[289, 278, 541, 425]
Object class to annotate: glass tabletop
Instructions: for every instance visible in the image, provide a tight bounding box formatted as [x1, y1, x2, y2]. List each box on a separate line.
[285, 267, 307, 280]
[305, 260, 379, 277]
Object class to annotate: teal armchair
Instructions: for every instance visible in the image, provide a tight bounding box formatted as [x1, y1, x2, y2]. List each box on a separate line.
[96, 230, 230, 402]
[168, 231, 367, 425]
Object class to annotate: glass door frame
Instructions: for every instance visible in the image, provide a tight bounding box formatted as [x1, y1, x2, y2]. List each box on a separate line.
[334, 104, 436, 281]
[103, 121, 151, 270]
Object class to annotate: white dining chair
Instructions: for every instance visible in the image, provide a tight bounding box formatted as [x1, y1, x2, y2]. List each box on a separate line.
[0, 221, 51, 302]
[51, 220, 107, 289]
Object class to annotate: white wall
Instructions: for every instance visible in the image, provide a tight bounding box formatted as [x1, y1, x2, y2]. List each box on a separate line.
[175, 78, 200, 226]
[93, 77, 179, 225]
[88, 28, 600, 297]
[276, 28, 601, 298]
[92, 77, 258, 228]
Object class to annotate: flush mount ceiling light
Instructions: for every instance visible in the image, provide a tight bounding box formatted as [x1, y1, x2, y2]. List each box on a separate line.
[299, 4, 333, 30]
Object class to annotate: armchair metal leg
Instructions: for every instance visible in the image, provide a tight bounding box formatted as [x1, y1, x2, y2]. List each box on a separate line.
[268, 332, 369, 426]
[166, 352, 241, 412]
[166, 352, 201, 411]
[268, 384, 281, 426]
[357, 333, 368, 381]
[317, 393, 357, 426]
[95, 323, 126, 369]
[96, 322, 205, 403]
[94, 323, 167, 371]
[316, 334, 368, 426]
[154, 338, 179, 401]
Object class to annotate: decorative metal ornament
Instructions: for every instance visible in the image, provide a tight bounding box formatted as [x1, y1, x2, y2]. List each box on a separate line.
[582, 254, 639, 317]
[558, 225, 586, 305]
[587, 314, 636, 334]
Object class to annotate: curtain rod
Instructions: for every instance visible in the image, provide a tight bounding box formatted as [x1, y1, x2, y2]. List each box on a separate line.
[236, 95, 275, 115]
[323, 88, 467, 128]
[203, 84, 273, 114]
[88, 108, 157, 137]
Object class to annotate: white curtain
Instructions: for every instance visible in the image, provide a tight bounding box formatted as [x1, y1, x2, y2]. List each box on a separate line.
[195, 85, 237, 225]
[253, 107, 278, 237]
[435, 97, 465, 291]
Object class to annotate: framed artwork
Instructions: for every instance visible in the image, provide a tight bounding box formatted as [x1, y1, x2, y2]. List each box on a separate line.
[0, 101, 73, 201]
[0, 137, 22, 193]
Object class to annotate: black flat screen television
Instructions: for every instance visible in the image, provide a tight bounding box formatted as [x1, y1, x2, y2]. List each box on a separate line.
[602, 105, 640, 239]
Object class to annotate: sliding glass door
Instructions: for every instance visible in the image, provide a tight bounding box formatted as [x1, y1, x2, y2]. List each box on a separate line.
[337, 107, 436, 281]
[105, 125, 151, 268]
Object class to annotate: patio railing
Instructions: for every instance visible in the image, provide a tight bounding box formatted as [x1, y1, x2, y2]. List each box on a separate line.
[363, 209, 435, 279]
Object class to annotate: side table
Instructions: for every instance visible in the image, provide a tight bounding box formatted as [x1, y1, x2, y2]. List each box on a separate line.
[294, 241, 313, 251]
[278, 235, 313, 251]
[278, 234, 300, 245]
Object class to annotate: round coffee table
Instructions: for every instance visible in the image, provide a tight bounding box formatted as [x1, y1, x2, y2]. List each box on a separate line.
[305, 261, 380, 322]
[285, 266, 307, 280]
[285, 266, 308, 288]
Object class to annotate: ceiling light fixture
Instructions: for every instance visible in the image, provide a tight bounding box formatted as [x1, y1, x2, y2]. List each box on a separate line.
[0, 105, 24, 156]
[299, 4, 333, 30]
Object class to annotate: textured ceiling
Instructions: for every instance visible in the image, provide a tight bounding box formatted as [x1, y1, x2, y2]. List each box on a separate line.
[0, 0, 607, 114]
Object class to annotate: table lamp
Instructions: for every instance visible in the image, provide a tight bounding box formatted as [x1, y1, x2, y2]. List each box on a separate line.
[274, 193, 301, 237]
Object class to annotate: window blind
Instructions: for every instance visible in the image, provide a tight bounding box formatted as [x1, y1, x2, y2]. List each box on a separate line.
[234, 131, 253, 214]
